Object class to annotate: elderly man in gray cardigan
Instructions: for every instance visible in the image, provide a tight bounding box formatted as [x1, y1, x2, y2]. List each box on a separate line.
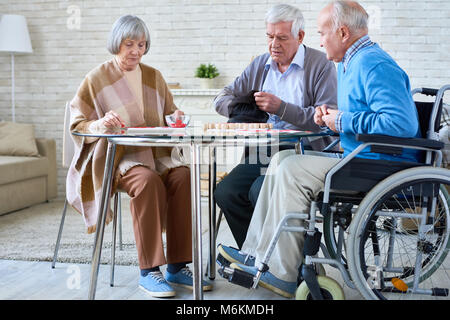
[214, 4, 337, 253]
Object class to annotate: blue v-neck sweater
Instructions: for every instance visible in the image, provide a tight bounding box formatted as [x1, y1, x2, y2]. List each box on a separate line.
[338, 43, 420, 162]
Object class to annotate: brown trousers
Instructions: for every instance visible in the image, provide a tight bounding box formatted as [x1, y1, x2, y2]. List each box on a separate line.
[117, 165, 192, 269]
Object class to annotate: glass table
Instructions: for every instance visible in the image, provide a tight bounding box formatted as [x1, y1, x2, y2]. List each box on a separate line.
[72, 126, 330, 300]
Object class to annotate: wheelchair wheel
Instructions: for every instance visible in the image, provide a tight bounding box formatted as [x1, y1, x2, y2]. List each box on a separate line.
[347, 167, 450, 300]
[295, 276, 345, 300]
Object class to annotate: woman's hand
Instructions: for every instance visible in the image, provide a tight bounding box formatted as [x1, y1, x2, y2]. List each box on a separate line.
[101, 110, 125, 129]
[171, 109, 185, 119]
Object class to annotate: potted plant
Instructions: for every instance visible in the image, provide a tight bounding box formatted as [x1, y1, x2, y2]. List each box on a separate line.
[195, 63, 219, 89]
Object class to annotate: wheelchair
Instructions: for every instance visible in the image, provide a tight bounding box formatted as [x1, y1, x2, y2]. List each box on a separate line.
[218, 84, 450, 300]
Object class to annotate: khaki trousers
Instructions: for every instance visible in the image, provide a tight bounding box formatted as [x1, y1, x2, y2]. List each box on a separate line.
[117, 165, 192, 269]
[241, 150, 340, 282]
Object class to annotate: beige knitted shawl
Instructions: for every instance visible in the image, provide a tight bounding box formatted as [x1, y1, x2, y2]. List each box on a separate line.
[66, 59, 179, 234]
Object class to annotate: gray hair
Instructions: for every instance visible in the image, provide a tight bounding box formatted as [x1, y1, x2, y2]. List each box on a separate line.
[265, 4, 305, 38]
[330, 1, 368, 32]
[107, 15, 151, 55]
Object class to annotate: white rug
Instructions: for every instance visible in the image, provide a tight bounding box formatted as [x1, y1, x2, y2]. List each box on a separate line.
[0, 199, 139, 266]
[0, 198, 211, 266]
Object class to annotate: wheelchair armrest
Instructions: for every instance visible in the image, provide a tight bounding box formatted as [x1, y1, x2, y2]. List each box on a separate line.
[356, 134, 444, 150]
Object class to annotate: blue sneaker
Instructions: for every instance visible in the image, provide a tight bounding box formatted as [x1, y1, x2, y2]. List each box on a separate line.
[139, 271, 176, 298]
[230, 262, 296, 298]
[165, 267, 213, 291]
[217, 244, 255, 267]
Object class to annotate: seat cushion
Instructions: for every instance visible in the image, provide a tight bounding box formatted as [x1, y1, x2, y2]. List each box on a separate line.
[0, 156, 49, 185]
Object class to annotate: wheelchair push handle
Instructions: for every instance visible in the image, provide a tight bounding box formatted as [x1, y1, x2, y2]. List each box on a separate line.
[419, 87, 439, 96]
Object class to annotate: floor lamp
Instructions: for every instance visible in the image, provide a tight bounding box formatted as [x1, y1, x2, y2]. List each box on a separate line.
[0, 14, 33, 122]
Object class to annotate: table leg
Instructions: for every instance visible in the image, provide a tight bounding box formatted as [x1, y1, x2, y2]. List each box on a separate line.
[190, 142, 203, 300]
[207, 146, 217, 280]
[88, 141, 116, 300]
[295, 140, 304, 154]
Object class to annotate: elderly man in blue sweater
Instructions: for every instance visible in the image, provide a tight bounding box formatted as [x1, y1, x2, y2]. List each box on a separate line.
[219, 0, 421, 298]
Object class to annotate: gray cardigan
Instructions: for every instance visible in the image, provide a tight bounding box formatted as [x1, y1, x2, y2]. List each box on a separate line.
[213, 45, 337, 133]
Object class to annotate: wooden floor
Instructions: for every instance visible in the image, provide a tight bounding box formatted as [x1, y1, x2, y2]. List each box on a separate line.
[0, 200, 363, 301]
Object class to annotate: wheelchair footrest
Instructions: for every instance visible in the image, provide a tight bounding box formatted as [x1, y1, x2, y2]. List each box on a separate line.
[218, 266, 254, 289]
[216, 253, 230, 267]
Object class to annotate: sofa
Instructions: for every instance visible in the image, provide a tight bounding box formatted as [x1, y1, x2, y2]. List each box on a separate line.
[0, 122, 57, 215]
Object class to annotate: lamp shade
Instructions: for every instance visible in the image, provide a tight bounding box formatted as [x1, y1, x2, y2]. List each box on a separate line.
[0, 14, 33, 53]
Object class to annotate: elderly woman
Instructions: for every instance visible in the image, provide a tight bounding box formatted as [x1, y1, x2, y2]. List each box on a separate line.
[66, 15, 212, 298]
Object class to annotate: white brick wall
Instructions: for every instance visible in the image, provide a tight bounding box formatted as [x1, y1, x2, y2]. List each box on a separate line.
[0, 0, 449, 198]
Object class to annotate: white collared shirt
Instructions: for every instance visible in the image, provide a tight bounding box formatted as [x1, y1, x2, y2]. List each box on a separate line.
[262, 44, 305, 129]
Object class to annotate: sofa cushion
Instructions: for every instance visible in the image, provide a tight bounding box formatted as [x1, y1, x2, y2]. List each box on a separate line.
[0, 156, 48, 185]
[0, 122, 39, 156]
[0, 177, 47, 215]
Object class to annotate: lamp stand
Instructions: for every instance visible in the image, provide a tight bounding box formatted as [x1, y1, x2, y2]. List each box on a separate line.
[11, 53, 15, 122]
